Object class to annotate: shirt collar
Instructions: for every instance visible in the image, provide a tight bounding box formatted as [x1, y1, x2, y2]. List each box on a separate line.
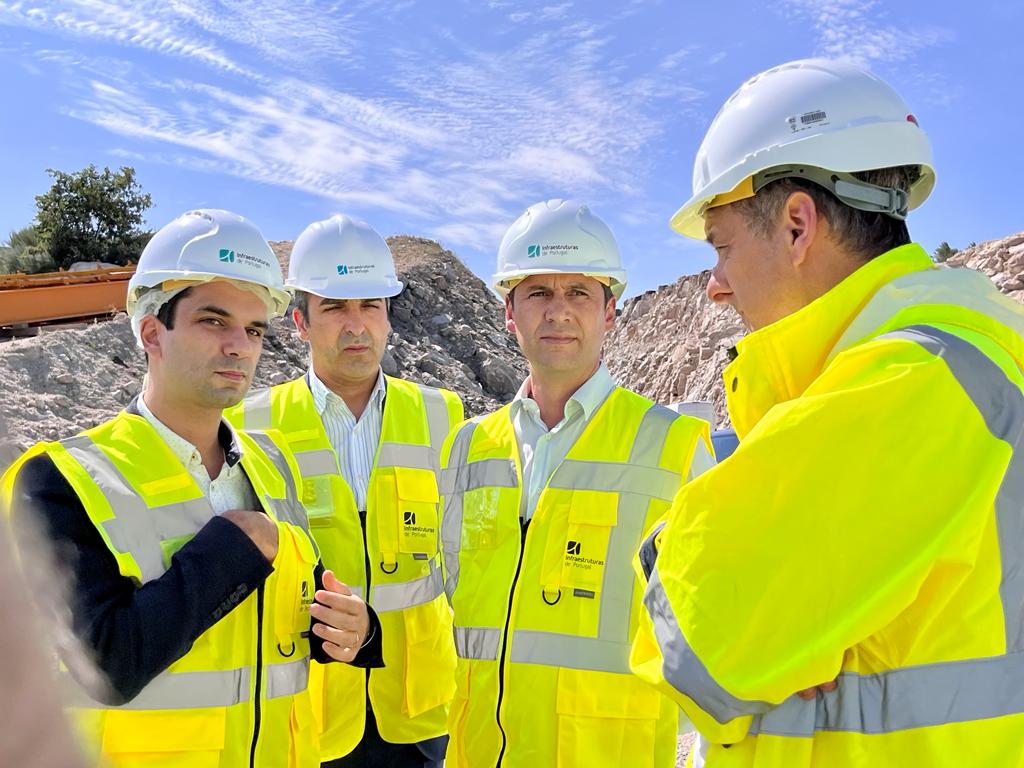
[132, 395, 244, 468]
[511, 362, 616, 426]
[308, 366, 387, 419]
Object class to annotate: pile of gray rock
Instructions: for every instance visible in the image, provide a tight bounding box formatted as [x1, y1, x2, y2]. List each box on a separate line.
[0, 236, 526, 453]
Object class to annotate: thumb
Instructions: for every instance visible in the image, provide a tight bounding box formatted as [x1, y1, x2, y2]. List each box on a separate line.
[323, 569, 353, 597]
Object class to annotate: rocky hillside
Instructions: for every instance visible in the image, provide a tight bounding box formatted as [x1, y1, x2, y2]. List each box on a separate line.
[0, 236, 526, 453]
[1, 232, 1020, 453]
[945, 233, 1024, 302]
[605, 232, 1024, 428]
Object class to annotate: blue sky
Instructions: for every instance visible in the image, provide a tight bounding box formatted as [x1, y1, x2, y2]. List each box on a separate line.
[1, 0, 1020, 298]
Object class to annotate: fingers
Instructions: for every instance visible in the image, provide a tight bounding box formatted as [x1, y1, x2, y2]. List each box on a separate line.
[313, 589, 363, 615]
[322, 570, 352, 596]
[796, 678, 839, 700]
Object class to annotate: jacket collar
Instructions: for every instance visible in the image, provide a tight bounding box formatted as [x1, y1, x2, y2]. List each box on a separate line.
[724, 243, 934, 438]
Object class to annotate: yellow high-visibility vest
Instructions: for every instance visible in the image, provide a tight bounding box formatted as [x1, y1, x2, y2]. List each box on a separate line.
[2, 411, 319, 768]
[440, 387, 711, 768]
[228, 375, 463, 759]
[631, 243, 1024, 767]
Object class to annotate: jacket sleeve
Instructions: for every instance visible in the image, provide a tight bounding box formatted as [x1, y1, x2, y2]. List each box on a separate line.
[630, 336, 1012, 742]
[10, 454, 274, 705]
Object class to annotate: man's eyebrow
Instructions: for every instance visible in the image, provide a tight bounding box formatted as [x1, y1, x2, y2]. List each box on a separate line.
[195, 304, 267, 329]
[196, 304, 231, 317]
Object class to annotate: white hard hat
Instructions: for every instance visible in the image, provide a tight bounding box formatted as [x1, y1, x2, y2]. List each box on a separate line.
[127, 209, 289, 315]
[493, 199, 627, 298]
[286, 215, 403, 300]
[672, 58, 936, 240]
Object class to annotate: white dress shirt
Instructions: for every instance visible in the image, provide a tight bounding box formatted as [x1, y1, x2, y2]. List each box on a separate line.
[308, 367, 387, 512]
[137, 395, 257, 515]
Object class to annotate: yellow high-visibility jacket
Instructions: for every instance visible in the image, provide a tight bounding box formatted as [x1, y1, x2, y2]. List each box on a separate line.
[440, 387, 711, 768]
[3, 412, 319, 768]
[631, 243, 1024, 767]
[228, 375, 463, 759]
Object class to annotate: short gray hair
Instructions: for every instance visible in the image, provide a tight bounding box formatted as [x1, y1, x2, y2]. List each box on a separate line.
[732, 165, 921, 262]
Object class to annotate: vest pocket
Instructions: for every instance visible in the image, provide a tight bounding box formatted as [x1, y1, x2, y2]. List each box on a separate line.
[556, 492, 617, 595]
[402, 594, 456, 718]
[554, 667, 661, 768]
[289, 690, 318, 768]
[301, 475, 338, 528]
[101, 707, 226, 767]
[393, 467, 440, 557]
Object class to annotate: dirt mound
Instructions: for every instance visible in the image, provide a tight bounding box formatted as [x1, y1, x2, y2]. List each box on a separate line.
[0, 237, 525, 454]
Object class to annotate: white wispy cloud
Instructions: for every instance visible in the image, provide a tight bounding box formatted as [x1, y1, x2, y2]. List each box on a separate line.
[783, 0, 953, 68]
[5, 0, 709, 251]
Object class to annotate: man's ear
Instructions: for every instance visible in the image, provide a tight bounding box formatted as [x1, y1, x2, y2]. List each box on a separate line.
[504, 295, 516, 335]
[781, 190, 819, 268]
[137, 314, 163, 359]
[604, 296, 616, 331]
[292, 306, 311, 342]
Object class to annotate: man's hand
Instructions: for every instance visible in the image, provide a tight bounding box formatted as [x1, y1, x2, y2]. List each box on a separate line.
[222, 510, 279, 562]
[796, 680, 838, 700]
[310, 570, 371, 663]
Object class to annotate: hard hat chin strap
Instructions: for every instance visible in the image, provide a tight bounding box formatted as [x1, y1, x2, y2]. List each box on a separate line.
[752, 165, 910, 220]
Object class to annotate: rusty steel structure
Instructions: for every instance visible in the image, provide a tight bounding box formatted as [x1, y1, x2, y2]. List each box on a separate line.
[0, 265, 134, 328]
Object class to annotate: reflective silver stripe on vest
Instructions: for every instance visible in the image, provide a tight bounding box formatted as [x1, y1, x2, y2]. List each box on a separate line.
[378, 442, 434, 471]
[439, 419, 485, 603]
[645, 323, 1024, 734]
[294, 448, 339, 478]
[372, 558, 445, 613]
[265, 657, 310, 700]
[245, 430, 310, 534]
[439, 458, 518, 496]
[60, 435, 216, 584]
[244, 387, 274, 430]
[67, 667, 252, 710]
[454, 626, 502, 660]
[509, 629, 630, 674]
[548, 460, 680, 502]
[421, 386, 452, 471]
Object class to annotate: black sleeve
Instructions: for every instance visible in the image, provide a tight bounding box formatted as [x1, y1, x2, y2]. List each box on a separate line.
[11, 454, 274, 705]
[310, 561, 384, 668]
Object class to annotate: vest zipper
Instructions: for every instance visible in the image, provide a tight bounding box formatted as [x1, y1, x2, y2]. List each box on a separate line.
[494, 517, 530, 767]
[249, 584, 265, 768]
[359, 510, 373, 709]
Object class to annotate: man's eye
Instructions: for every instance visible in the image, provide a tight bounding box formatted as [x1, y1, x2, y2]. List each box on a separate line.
[247, 328, 265, 339]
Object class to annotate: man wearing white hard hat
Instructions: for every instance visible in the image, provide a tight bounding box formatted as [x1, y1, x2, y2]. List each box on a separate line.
[631, 60, 1024, 766]
[2, 209, 379, 767]
[437, 199, 715, 768]
[228, 215, 463, 767]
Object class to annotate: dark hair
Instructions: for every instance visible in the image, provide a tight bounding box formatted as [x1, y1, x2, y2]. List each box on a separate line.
[508, 281, 614, 307]
[732, 165, 921, 262]
[154, 285, 194, 330]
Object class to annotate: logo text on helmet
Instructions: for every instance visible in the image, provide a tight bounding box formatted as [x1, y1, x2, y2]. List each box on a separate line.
[219, 247, 271, 270]
[336, 264, 376, 277]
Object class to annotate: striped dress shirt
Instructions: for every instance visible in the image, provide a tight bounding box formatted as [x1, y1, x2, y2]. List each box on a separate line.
[308, 367, 387, 512]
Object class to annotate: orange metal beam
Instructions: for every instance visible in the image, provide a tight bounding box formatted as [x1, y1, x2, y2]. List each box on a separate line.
[0, 280, 130, 326]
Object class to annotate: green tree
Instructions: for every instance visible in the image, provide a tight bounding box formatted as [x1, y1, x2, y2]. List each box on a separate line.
[34, 164, 153, 269]
[932, 241, 958, 263]
[0, 225, 55, 275]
